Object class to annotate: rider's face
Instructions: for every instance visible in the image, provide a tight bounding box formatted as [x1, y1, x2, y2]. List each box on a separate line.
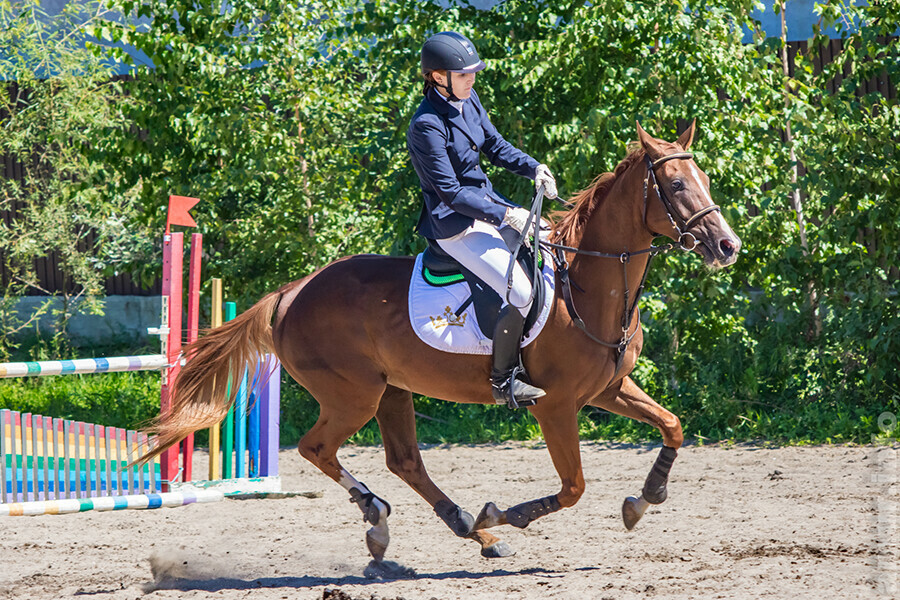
[434, 71, 476, 99]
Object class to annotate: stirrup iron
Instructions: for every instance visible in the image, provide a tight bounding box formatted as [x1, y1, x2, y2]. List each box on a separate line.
[492, 365, 544, 409]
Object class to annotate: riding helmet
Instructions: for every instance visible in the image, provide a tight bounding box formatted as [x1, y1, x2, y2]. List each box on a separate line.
[420, 31, 486, 75]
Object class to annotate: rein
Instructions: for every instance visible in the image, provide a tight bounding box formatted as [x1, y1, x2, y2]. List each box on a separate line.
[538, 150, 719, 376]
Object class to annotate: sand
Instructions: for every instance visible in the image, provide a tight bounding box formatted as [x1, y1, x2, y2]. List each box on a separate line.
[0, 441, 897, 599]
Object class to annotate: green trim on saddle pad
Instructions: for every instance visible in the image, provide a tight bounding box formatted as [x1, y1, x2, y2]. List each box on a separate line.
[422, 249, 544, 288]
[423, 267, 465, 287]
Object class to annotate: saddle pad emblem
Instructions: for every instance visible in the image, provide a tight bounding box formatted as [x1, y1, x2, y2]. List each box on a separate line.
[430, 306, 468, 329]
[408, 252, 555, 356]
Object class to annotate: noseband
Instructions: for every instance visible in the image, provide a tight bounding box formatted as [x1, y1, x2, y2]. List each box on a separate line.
[642, 152, 721, 251]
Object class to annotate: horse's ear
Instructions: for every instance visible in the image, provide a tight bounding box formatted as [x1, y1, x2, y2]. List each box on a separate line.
[677, 119, 696, 150]
[636, 121, 664, 160]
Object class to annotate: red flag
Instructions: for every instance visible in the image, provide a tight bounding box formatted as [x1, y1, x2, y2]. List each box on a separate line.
[166, 195, 199, 233]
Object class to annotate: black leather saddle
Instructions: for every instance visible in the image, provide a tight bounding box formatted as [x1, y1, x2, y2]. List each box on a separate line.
[421, 228, 545, 339]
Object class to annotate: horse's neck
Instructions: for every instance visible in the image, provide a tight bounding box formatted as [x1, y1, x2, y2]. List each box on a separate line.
[566, 162, 656, 337]
[579, 162, 653, 254]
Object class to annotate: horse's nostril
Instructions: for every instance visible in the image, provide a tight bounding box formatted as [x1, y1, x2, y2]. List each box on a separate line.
[720, 238, 735, 258]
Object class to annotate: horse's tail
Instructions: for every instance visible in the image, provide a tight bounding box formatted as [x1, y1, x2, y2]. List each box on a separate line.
[138, 290, 282, 464]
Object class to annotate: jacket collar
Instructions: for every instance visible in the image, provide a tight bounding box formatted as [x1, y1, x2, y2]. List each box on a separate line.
[425, 88, 477, 147]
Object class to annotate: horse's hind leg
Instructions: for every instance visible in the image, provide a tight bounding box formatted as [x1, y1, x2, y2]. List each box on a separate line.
[375, 386, 514, 558]
[588, 375, 683, 530]
[297, 383, 394, 561]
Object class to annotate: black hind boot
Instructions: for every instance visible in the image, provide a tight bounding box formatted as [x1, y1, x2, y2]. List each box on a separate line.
[491, 305, 545, 409]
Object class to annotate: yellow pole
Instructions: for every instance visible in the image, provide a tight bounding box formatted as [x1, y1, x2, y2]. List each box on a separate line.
[207, 278, 223, 480]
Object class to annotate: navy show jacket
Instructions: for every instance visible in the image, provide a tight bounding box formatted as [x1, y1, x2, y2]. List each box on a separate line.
[407, 87, 540, 240]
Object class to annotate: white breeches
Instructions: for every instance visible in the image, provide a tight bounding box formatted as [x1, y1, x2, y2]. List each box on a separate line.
[436, 220, 533, 317]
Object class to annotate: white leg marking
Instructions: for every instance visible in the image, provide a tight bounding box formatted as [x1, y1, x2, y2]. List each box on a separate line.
[340, 470, 390, 551]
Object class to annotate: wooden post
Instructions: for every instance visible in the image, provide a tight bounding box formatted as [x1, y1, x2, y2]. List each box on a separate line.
[208, 278, 223, 480]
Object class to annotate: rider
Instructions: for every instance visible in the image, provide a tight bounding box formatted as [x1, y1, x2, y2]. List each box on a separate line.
[406, 31, 558, 407]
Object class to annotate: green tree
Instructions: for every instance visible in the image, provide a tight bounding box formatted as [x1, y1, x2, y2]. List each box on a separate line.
[0, 0, 151, 359]
[45, 0, 895, 442]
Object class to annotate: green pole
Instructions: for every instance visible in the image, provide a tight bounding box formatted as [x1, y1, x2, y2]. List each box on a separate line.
[221, 302, 237, 479]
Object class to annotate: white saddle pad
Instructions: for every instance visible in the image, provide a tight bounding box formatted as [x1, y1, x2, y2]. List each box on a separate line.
[408, 251, 555, 355]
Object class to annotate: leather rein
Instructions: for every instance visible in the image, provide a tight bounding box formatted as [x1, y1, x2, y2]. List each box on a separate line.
[537, 151, 721, 375]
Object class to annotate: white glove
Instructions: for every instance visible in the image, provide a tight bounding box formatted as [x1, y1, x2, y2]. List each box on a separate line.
[503, 207, 532, 234]
[535, 164, 558, 199]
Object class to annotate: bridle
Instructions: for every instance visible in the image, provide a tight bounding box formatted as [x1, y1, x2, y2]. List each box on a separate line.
[642, 152, 721, 252]
[528, 150, 721, 376]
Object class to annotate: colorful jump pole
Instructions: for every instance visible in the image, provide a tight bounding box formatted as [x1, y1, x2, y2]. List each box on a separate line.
[160, 231, 182, 490]
[1, 193, 282, 515]
[183, 232, 203, 482]
[0, 356, 167, 378]
[208, 278, 223, 480]
[160, 195, 200, 490]
[0, 489, 223, 517]
[222, 302, 237, 479]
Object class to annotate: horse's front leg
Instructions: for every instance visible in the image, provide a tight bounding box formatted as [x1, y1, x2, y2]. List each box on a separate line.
[375, 386, 514, 558]
[589, 375, 683, 530]
[473, 402, 583, 532]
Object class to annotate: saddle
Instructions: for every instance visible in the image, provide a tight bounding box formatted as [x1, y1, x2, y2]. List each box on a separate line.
[420, 228, 545, 340]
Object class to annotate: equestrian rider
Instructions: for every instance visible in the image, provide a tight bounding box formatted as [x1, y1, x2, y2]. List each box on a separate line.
[406, 31, 559, 407]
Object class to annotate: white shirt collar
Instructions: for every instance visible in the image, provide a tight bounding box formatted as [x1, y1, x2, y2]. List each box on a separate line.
[448, 98, 464, 115]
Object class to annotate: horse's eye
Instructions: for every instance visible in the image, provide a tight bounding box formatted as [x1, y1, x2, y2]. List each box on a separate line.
[671, 179, 684, 191]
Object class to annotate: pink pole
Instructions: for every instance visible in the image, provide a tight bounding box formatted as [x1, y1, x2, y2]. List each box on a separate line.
[182, 233, 202, 482]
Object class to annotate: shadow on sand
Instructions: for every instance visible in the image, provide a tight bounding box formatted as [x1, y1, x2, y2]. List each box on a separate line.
[76, 562, 601, 595]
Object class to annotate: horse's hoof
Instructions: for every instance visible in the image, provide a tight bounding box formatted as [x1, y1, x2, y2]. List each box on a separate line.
[622, 495, 650, 531]
[481, 540, 515, 558]
[474, 501, 505, 530]
[366, 529, 388, 562]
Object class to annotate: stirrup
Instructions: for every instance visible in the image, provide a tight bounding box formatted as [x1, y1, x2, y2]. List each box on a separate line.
[492, 366, 545, 409]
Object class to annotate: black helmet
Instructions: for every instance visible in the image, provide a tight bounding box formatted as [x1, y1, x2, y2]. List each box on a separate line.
[421, 32, 486, 75]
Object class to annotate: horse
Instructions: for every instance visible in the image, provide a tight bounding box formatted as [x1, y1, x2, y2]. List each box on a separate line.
[143, 121, 741, 563]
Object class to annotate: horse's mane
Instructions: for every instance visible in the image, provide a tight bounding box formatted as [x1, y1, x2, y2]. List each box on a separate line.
[549, 148, 646, 247]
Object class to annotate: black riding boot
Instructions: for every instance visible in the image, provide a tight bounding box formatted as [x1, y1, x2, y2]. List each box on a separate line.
[491, 305, 545, 409]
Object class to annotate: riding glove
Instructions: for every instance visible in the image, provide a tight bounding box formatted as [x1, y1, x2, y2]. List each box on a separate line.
[535, 164, 558, 199]
[502, 207, 533, 234]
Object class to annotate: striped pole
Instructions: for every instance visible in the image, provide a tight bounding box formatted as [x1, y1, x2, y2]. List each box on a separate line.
[0, 355, 167, 378]
[0, 489, 223, 517]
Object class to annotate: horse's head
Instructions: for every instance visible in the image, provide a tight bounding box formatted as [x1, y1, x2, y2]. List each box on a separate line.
[636, 121, 741, 269]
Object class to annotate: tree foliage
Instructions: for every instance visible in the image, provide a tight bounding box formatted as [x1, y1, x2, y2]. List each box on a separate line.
[0, 0, 151, 359]
[2, 0, 897, 441]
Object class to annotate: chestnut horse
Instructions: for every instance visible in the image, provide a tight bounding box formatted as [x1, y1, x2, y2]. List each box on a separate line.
[144, 122, 740, 562]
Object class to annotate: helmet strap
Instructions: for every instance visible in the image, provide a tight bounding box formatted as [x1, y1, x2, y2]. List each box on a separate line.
[435, 72, 460, 102]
